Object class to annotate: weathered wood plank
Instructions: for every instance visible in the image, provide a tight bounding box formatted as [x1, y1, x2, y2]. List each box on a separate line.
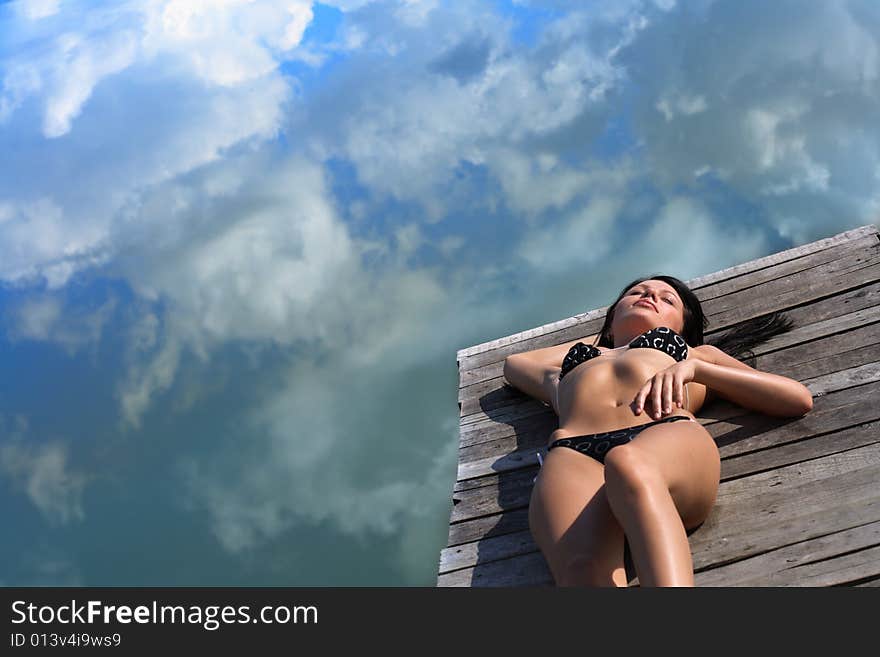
[720, 420, 880, 483]
[713, 376, 879, 459]
[855, 577, 880, 587]
[690, 462, 880, 562]
[716, 426, 880, 504]
[689, 233, 880, 303]
[457, 404, 553, 449]
[448, 468, 536, 524]
[714, 543, 880, 588]
[447, 507, 529, 551]
[705, 240, 880, 317]
[708, 258, 880, 330]
[437, 550, 553, 588]
[694, 520, 880, 586]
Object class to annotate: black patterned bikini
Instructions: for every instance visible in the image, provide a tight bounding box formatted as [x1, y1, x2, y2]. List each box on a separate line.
[543, 326, 694, 468]
[559, 326, 688, 382]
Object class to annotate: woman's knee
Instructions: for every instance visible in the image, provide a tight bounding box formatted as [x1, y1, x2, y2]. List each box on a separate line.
[603, 444, 665, 502]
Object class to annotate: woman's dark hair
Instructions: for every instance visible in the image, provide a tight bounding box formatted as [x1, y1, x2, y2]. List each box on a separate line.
[591, 274, 795, 365]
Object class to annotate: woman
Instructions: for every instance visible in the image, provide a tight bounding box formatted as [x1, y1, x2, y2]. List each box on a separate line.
[502, 275, 813, 587]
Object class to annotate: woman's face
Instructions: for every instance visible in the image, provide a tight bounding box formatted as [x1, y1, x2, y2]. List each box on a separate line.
[614, 279, 686, 335]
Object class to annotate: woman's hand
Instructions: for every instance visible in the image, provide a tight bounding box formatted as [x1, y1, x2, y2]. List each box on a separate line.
[632, 360, 699, 420]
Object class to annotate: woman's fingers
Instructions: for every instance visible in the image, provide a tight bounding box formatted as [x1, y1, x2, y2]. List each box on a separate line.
[663, 373, 685, 414]
[652, 374, 666, 419]
[634, 381, 651, 415]
[664, 373, 674, 414]
[633, 386, 644, 414]
[653, 373, 679, 418]
[634, 362, 695, 418]
[634, 378, 662, 418]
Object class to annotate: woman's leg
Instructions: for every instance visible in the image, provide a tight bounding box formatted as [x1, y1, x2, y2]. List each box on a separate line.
[601, 420, 720, 587]
[529, 446, 627, 587]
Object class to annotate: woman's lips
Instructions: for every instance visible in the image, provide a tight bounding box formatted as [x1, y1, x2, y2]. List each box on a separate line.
[634, 300, 658, 312]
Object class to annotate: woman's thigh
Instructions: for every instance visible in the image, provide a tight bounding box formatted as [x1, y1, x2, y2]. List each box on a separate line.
[529, 446, 626, 586]
[621, 419, 720, 529]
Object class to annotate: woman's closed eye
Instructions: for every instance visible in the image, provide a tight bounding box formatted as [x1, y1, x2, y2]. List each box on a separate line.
[630, 291, 677, 305]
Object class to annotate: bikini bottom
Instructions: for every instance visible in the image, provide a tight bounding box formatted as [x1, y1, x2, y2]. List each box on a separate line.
[547, 415, 695, 465]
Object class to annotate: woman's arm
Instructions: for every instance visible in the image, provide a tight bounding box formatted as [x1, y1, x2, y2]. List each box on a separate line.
[694, 345, 813, 417]
[502, 333, 598, 410]
[510, 333, 599, 367]
[502, 355, 559, 408]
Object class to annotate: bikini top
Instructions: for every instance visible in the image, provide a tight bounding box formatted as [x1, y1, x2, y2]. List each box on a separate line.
[559, 326, 688, 381]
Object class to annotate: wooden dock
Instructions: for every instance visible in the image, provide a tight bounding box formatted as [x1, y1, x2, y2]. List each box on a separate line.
[438, 224, 880, 587]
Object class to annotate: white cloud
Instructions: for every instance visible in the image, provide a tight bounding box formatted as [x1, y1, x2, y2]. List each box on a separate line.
[117, 332, 181, 430]
[508, 155, 641, 277]
[656, 93, 707, 121]
[142, 0, 314, 85]
[489, 149, 593, 217]
[392, 416, 459, 584]
[14, 0, 61, 20]
[393, 222, 424, 259]
[110, 153, 452, 427]
[0, 435, 88, 525]
[1, 1, 316, 138]
[121, 157, 355, 345]
[0, 62, 42, 123]
[517, 194, 623, 274]
[306, 3, 646, 217]
[43, 30, 139, 138]
[0, 1, 315, 289]
[0, 198, 109, 288]
[5, 291, 117, 356]
[623, 0, 880, 237]
[177, 358, 459, 554]
[108, 154, 359, 429]
[7, 296, 61, 341]
[638, 196, 767, 277]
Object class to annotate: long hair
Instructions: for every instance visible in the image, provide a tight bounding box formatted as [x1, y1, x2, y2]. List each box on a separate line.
[591, 274, 794, 365]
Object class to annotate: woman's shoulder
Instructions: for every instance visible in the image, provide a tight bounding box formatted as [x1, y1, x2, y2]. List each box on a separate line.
[694, 343, 757, 372]
[688, 344, 716, 363]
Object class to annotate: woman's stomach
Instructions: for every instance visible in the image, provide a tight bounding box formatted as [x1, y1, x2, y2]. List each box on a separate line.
[550, 360, 696, 443]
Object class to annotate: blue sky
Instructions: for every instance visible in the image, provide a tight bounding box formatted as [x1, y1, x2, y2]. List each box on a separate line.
[0, 0, 878, 585]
